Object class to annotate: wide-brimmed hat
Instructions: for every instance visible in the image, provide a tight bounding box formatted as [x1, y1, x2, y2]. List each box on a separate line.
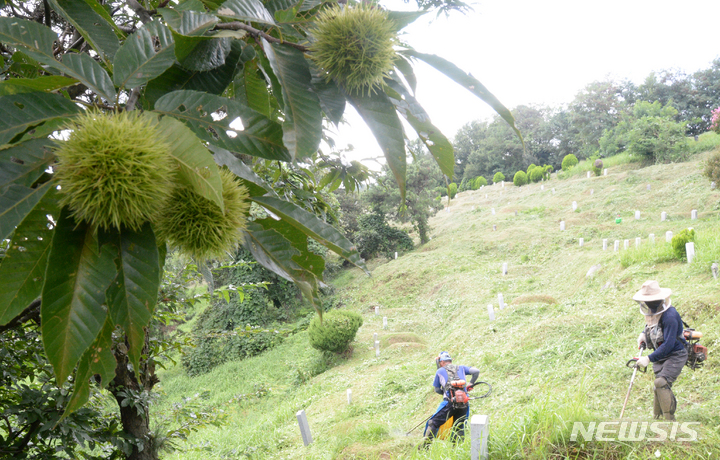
[632, 280, 671, 302]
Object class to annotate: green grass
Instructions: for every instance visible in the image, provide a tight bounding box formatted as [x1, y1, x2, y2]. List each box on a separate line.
[153, 154, 720, 459]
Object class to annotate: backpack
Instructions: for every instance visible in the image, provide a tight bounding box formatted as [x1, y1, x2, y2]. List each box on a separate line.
[443, 364, 469, 410]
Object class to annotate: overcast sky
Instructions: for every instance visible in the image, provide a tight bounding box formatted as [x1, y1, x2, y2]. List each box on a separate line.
[334, 0, 720, 168]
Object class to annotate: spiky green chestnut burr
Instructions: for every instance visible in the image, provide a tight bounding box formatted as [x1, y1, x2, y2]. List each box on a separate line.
[156, 168, 250, 261]
[53, 111, 173, 231]
[309, 4, 397, 94]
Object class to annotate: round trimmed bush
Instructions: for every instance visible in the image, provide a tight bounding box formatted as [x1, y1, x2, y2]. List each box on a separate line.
[448, 183, 458, 199]
[543, 165, 553, 179]
[493, 172, 505, 184]
[473, 176, 487, 189]
[671, 228, 696, 260]
[528, 166, 544, 183]
[704, 151, 720, 183]
[513, 170, 528, 186]
[561, 154, 578, 171]
[308, 310, 364, 354]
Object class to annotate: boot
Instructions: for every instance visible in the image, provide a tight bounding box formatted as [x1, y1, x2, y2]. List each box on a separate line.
[654, 377, 676, 421]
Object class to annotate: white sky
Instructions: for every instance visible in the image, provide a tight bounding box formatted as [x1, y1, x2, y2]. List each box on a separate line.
[334, 0, 720, 168]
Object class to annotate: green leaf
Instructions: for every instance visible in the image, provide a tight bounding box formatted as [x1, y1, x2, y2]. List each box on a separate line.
[80, 0, 126, 38]
[0, 139, 55, 189]
[384, 78, 454, 178]
[113, 22, 176, 90]
[0, 181, 53, 242]
[0, 93, 82, 146]
[310, 65, 345, 126]
[0, 76, 79, 96]
[41, 209, 117, 384]
[243, 60, 273, 118]
[160, 8, 218, 36]
[346, 90, 406, 202]
[105, 223, 160, 376]
[48, 0, 120, 63]
[400, 49, 523, 145]
[217, 0, 276, 25]
[0, 17, 58, 57]
[61, 53, 117, 101]
[155, 115, 225, 211]
[257, 217, 325, 278]
[0, 187, 59, 325]
[62, 315, 116, 419]
[154, 90, 290, 161]
[263, 41, 322, 160]
[393, 55, 417, 95]
[178, 37, 232, 72]
[209, 144, 276, 197]
[250, 196, 367, 271]
[142, 39, 245, 108]
[387, 10, 427, 31]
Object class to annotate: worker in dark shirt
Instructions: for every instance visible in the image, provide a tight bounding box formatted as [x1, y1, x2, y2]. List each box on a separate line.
[632, 280, 688, 420]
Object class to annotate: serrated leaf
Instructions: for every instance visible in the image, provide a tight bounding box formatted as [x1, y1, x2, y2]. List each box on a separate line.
[154, 90, 290, 161]
[243, 60, 273, 118]
[258, 217, 324, 277]
[113, 22, 176, 90]
[0, 92, 81, 146]
[209, 144, 277, 197]
[61, 315, 116, 419]
[105, 223, 160, 376]
[0, 181, 53, 242]
[0, 187, 59, 325]
[143, 39, 244, 108]
[250, 196, 367, 271]
[346, 89, 406, 202]
[160, 8, 218, 36]
[41, 209, 116, 384]
[400, 49, 523, 145]
[0, 139, 55, 189]
[217, 0, 275, 25]
[263, 41, 321, 160]
[384, 78, 454, 178]
[393, 55, 417, 95]
[80, 0, 126, 38]
[387, 10, 427, 31]
[156, 115, 224, 211]
[48, 0, 120, 63]
[310, 64, 345, 126]
[178, 37, 232, 72]
[61, 53, 116, 101]
[0, 76, 79, 96]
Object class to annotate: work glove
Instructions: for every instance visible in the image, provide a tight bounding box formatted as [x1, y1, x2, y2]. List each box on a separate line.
[635, 356, 650, 368]
[637, 332, 646, 350]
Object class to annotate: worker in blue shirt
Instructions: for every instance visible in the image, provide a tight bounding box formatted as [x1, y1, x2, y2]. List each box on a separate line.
[423, 351, 480, 444]
[632, 280, 688, 420]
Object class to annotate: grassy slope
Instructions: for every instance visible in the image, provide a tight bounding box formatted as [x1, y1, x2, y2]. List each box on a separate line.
[158, 152, 720, 459]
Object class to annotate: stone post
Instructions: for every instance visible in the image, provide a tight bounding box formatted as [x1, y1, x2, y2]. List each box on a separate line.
[666, 231, 673, 242]
[498, 293, 505, 310]
[603, 239, 607, 251]
[686, 242, 695, 264]
[471, 415, 489, 460]
[487, 304, 495, 321]
[296, 410, 313, 446]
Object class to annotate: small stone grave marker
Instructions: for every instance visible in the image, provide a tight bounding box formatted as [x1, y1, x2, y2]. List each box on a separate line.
[712, 263, 718, 279]
[614, 240, 620, 251]
[635, 237, 641, 247]
[572, 201, 577, 211]
[296, 410, 313, 446]
[635, 211, 640, 220]
[579, 238, 584, 247]
[498, 293, 505, 310]
[649, 234, 655, 244]
[686, 242, 695, 264]
[471, 414, 489, 460]
[502, 262, 507, 275]
[603, 239, 608, 251]
[347, 389, 352, 404]
[661, 212, 667, 221]
[666, 231, 673, 242]
[487, 304, 495, 321]
[560, 221, 565, 231]
[624, 239, 629, 250]
[604, 168, 608, 176]
[691, 210, 698, 220]
[383, 317, 387, 329]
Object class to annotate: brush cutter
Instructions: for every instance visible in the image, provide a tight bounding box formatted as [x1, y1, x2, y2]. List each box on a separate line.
[406, 381, 492, 435]
[620, 345, 646, 419]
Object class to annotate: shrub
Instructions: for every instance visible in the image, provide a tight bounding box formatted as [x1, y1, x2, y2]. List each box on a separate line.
[628, 116, 686, 163]
[543, 165, 553, 180]
[704, 151, 720, 183]
[710, 107, 720, 134]
[528, 166, 544, 183]
[308, 310, 363, 354]
[526, 164, 536, 176]
[561, 154, 578, 171]
[592, 158, 603, 176]
[493, 172, 505, 183]
[434, 186, 447, 197]
[448, 182, 457, 198]
[459, 177, 470, 192]
[473, 176, 487, 189]
[513, 171, 528, 186]
[671, 228, 696, 260]
[354, 210, 413, 260]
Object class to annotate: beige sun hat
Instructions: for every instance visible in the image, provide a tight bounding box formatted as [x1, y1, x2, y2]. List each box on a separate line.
[632, 280, 672, 302]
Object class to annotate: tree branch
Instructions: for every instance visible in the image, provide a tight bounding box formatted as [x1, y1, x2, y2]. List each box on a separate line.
[214, 22, 309, 52]
[0, 299, 41, 334]
[125, 0, 153, 24]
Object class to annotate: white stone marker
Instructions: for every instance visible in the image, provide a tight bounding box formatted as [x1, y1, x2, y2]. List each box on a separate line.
[493, 225, 497, 231]
[712, 181, 717, 190]
[666, 231, 673, 242]
[572, 201, 577, 211]
[296, 410, 313, 446]
[541, 184, 544, 190]
[590, 189, 594, 195]
[604, 168, 608, 176]
[502, 181, 505, 188]
[514, 210, 518, 216]
[579, 238, 584, 247]
[649, 234, 655, 244]
[603, 239, 608, 251]
[446, 207, 450, 213]
[624, 240, 629, 250]
[491, 208, 496, 215]
[394, 252, 397, 260]
[502, 263, 508, 275]
[560, 221, 565, 231]
[686, 242, 695, 264]
[472, 206, 475, 210]
[347, 389, 352, 404]
[382, 317, 387, 329]
[471, 414, 490, 460]
[635, 237, 641, 247]
[647, 184, 651, 191]
[374, 340, 380, 357]
[498, 293, 505, 310]
[552, 188, 555, 194]
[614, 240, 620, 252]
[635, 210, 640, 220]
[485, 194, 488, 199]
[587, 171, 591, 178]
[661, 212, 667, 221]
[373, 332, 378, 344]
[374, 306, 379, 315]
[712, 263, 718, 279]
[487, 304, 495, 321]
[691, 210, 698, 220]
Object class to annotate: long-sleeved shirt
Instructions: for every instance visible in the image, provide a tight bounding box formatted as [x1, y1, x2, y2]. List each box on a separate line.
[432, 364, 480, 398]
[646, 306, 687, 362]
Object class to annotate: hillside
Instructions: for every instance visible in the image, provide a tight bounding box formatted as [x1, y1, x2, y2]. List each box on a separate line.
[157, 153, 720, 459]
